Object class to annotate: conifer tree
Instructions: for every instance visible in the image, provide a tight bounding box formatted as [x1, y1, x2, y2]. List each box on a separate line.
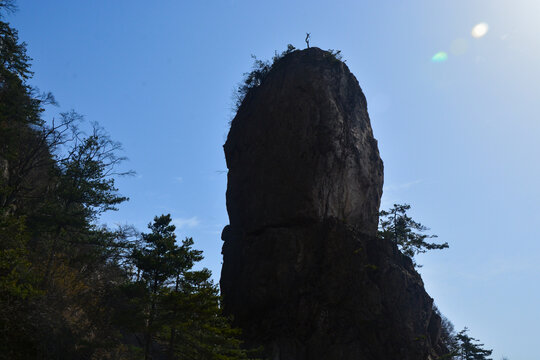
[129, 214, 253, 360]
[378, 204, 448, 265]
[454, 328, 493, 360]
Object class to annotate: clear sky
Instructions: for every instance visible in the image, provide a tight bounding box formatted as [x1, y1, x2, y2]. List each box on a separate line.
[10, 1, 540, 358]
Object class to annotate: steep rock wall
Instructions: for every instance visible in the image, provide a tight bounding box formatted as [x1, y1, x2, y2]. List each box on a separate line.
[221, 48, 443, 360]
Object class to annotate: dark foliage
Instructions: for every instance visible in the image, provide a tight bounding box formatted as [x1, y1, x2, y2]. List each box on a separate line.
[232, 45, 346, 113]
[120, 215, 254, 360]
[233, 44, 297, 111]
[433, 306, 493, 360]
[0, 4, 250, 359]
[378, 203, 448, 265]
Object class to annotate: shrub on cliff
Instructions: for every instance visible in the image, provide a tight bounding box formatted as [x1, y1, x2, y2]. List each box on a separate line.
[233, 44, 297, 111]
[378, 203, 449, 265]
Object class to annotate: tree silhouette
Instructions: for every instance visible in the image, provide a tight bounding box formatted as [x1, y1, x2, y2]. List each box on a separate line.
[378, 204, 448, 265]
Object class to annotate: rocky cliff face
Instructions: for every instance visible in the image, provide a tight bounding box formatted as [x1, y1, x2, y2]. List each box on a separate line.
[221, 48, 444, 360]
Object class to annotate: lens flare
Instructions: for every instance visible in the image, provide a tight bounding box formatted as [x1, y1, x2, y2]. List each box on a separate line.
[431, 52, 448, 63]
[471, 22, 489, 38]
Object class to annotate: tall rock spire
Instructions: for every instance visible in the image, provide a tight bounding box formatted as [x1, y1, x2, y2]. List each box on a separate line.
[221, 47, 444, 360]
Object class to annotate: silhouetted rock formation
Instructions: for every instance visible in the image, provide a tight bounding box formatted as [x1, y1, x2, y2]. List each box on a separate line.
[221, 47, 443, 360]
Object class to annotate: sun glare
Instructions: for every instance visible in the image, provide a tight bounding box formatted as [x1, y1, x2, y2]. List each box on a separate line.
[471, 22, 489, 38]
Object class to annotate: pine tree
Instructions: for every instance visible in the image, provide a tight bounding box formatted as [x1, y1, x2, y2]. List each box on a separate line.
[161, 267, 253, 360]
[130, 214, 183, 359]
[378, 204, 448, 265]
[455, 328, 493, 360]
[128, 214, 254, 360]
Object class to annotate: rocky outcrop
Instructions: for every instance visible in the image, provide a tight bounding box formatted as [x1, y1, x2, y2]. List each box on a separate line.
[221, 48, 443, 359]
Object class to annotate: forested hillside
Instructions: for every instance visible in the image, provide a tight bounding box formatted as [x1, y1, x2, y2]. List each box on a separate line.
[0, 2, 251, 359]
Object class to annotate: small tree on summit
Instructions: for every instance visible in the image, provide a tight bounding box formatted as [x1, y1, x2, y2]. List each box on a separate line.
[233, 44, 296, 111]
[378, 204, 448, 265]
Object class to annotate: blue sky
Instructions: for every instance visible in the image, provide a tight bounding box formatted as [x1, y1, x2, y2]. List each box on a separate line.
[10, 1, 540, 358]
